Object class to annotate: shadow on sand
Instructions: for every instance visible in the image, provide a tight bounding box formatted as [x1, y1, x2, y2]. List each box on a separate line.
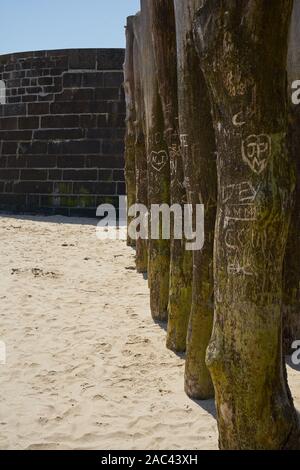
[153, 315, 217, 419]
[286, 355, 300, 372]
[0, 212, 99, 226]
[191, 397, 217, 419]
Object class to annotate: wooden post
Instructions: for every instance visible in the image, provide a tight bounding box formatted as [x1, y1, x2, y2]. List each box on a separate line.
[150, 0, 193, 352]
[132, 13, 149, 274]
[124, 16, 136, 247]
[174, 0, 217, 397]
[140, 0, 170, 321]
[194, 0, 299, 448]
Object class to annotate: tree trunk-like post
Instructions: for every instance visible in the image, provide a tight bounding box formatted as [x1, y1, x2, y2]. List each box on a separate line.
[194, 0, 299, 449]
[124, 16, 136, 247]
[174, 0, 217, 397]
[283, 0, 300, 354]
[149, 0, 193, 352]
[140, 0, 170, 321]
[132, 13, 148, 274]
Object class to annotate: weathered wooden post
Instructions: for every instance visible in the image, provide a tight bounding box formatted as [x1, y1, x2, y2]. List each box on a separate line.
[174, 0, 217, 397]
[132, 13, 149, 274]
[139, 0, 170, 321]
[124, 16, 136, 247]
[149, 0, 193, 352]
[194, 0, 299, 449]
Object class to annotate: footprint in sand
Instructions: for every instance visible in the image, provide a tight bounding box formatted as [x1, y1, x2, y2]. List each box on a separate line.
[95, 343, 112, 353]
[122, 349, 133, 357]
[126, 335, 150, 345]
[11, 268, 61, 279]
[38, 417, 49, 425]
[92, 394, 107, 401]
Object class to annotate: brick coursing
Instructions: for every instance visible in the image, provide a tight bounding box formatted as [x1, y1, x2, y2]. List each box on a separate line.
[0, 48, 125, 217]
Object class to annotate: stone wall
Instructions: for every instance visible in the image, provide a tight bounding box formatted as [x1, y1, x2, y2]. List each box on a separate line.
[0, 48, 125, 216]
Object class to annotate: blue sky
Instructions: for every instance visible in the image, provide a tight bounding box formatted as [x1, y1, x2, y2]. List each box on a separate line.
[0, 0, 140, 55]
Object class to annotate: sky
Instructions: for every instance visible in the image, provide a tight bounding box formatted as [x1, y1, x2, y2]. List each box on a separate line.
[0, 0, 140, 55]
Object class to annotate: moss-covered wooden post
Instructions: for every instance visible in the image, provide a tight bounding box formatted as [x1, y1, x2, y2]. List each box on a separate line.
[194, 0, 299, 449]
[283, 0, 300, 354]
[124, 16, 136, 247]
[149, 0, 192, 352]
[132, 13, 148, 274]
[174, 0, 217, 397]
[140, 0, 170, 321]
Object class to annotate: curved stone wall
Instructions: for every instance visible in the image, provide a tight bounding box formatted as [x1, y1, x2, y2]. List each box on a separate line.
[0, 48, 125, 216]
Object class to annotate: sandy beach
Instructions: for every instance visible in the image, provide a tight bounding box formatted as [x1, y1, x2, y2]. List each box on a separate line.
[0, 214, 299, 450]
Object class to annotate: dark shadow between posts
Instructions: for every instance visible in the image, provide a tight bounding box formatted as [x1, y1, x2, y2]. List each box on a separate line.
[153, 319, 168, 333]
[191, 397, 217, 419]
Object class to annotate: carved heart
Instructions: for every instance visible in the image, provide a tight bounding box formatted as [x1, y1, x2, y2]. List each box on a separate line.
[150, 150, 168, 172]
[241, 134, 271, 175]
